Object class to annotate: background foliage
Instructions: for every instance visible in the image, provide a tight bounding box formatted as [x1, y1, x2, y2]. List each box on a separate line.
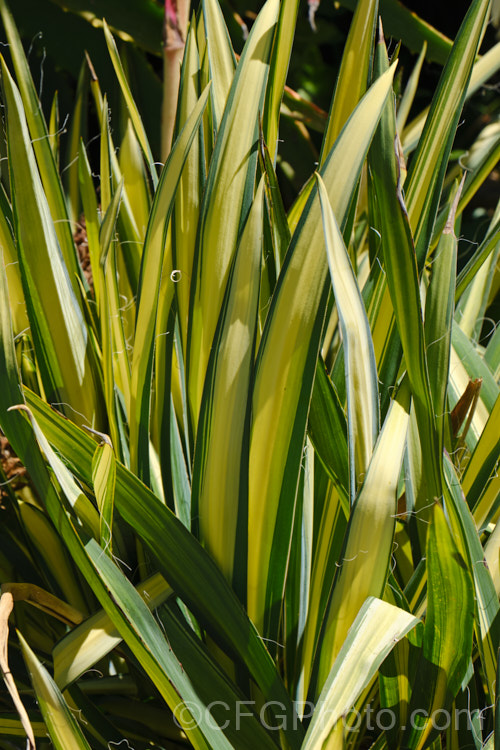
[0, 0, 498, 749]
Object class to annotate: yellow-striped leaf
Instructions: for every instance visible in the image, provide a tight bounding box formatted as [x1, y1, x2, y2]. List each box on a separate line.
[187, 0, 279, 424]
[193, 180, 264, 595]
[247, 63, 396, 637]
[316, 172, 379, 496]
[313, 379, 410, 696]
[302, 598, 419, 750]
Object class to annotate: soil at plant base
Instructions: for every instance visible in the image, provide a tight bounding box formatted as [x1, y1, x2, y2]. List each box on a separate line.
[0, 434, 27, 499]
[74, 215, 94, 295]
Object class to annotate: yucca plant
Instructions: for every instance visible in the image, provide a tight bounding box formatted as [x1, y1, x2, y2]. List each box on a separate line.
[0, 0, 499, 747]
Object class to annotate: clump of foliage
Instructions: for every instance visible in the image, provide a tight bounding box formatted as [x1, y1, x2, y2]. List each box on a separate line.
[0, 0, 499, 748]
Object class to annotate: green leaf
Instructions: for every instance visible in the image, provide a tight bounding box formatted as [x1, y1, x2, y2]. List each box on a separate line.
[20, 389, 304, 749]
[83, 538, 252, 750]
[47, 0, 163, 55]
[97, 177, 130, 456]
[17, 500, 87, 613]
[320, 0, 378, 163]
[262, 0, 300, 161]
[65, 61, 88, 226]
[78, 140, 102, 305]
[0, 184, 27, 334]
[283, 436, 314, 686]
[172, 20, 204, 360]
[91, 439, 116, 557]
[54, 572, 172, 689]
[103, 19, 157, 186]
[485, 322, 500, 382]
[443, 453, 500, 701]
[0, 717, 47, 739]
[340, 0, 453, 64]
[368, 35, 442, 509]
[307, 359, 349, 504]
[129, 84, 210, 482]
[299, 481, 348, 705]
[424, 177, 462, 463]
[9, 402, 277, 750]
[396, 41, 427, 133]
[1, 55, 103, 427]
[119, 119, 151, 240]
[0, 254, 87, 618]
[259, 134, 291, 274]
[0, 0, 84, 290]
[452, 323, 498, 413]
[402, 41, 500, 155]
[48, 91, 60, 166]
[379, 635, 414, 750]
[286, 0, 378, 222]
[405, 0, 491, 268]
[402, 503, 475, 750]
[86, 59, 143, 292]
[465, 394, 500, 523]
[8, 406, 101, 540]
[456, 217, 500, 306]
[202, 0, 236, 130]
[495, 649, 500, 750]
[170, 399, 192, 528]
[18, 631, 92, 750]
